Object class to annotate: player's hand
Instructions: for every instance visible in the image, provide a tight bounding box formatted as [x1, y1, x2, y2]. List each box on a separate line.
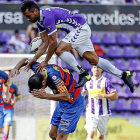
[35, 61, 48, 73]
[11, 68, 20, 77]
[10, 100, 16, 106]
[24, 62, 31, 72]
[93, 94, 104, 99]
[3, 94, 10, 103]
[31, 89, 50, 99]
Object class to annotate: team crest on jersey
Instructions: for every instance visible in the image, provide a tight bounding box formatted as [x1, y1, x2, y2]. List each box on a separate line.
[47, 26, 51, 31]
[52, 75, 57, 80]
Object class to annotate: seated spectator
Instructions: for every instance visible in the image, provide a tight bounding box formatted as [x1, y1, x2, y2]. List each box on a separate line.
[100, 0, 115, 4]
[124, 0, 137, 4]
[114, 0, 125, 4]
[26, 22, 40, 44]
[8, 30, 27, 53]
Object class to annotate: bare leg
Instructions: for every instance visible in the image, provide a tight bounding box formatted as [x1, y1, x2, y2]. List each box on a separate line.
[97, 130, 104, 140]
[49, 125, 58, 140]
[2, 125, 10, 140]
[56, 132, 69, 140]
[86, 131, 95, 140]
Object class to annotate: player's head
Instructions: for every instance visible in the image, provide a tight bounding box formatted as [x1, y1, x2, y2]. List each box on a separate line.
[28, 73, 46, 92]
[20, 0, 40, 23]
[4, 70, 11, 85]
[91, 66, 103, 77]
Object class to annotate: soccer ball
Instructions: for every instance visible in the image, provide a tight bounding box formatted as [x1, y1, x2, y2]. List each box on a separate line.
[30, 37, 48, 54]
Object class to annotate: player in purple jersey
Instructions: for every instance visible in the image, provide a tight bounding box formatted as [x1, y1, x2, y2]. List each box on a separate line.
[20, 0, 134, 93]
[11, 58, 85, 140]
[83, 66, 118, 140]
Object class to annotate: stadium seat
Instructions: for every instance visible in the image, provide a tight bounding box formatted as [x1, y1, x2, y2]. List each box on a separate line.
[114, 99, 128, 111]
[138, 46, 140, 57]
[58, 32, 66, 39]
[116, 77, 124, 85]
[120, 112, 133, 117]
[123, 46, 136, 58]
[113, 84, 124, 97]
[133, 72, 140, 84]
[135, 112, 140, 117]
[117, 33, 131, 45]
[102, 33, 116, 45]
[108, 45, 122, 58]
[0, 32, 11, 44]
[123, 85, 138, 98]
[90, 32, 101, 44]
[82, 59, 92, 71]
[72, 72, 79, 81]
[128, 59, 140, 71]
[57, 59, 67, 68]
[132, 33, 140, 45]
[110, 111, 118, 117]
[106, 73, 117, 84]
[67, 58, 82, 71]
[129, 99, 140, 111]
[113, 58, 127, 71]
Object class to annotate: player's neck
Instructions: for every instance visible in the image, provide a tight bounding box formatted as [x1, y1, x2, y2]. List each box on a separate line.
[93, 75, 102, 80]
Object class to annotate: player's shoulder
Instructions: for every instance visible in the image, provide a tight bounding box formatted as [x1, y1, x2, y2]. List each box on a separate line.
[0, 70, 8, 82]
[10, 83, 18, 89]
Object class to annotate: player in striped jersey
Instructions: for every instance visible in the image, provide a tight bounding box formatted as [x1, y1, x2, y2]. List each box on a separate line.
[11, 58, 85, 140]
[2, 70, 20, 140]
[82, 66, 118, 140]
[0, 71, 9, 134]
[20, 1, 134, 92]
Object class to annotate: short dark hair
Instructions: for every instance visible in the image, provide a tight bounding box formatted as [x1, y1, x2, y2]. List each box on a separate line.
[20, 0, 39, 13]
[28, 73, 44, 92]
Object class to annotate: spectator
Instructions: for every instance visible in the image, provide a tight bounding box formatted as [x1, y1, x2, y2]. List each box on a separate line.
[26, 22, 40, 44]
[39, 0, 54, 3]
[100, 0, 115, 4]
[114, 0, 125, 4]
[124, 0, 137, 4]
[8, 30, 27, 53]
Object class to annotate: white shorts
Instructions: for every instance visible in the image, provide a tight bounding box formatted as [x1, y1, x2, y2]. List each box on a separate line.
[84, 114, 109, 135]
[62, 23, 94, 56]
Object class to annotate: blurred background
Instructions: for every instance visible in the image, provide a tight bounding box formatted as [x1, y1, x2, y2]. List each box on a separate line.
[0, 0, 140, 140]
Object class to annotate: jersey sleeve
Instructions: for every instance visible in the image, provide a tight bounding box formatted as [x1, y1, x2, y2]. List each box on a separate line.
[37, 22, 46, 33]
[105, 79, 116, 93]
[0, 71, 8, 83]
[25, 59, 40, 73]
[40, 10, 57, 36]
[48, 74, 67, 93]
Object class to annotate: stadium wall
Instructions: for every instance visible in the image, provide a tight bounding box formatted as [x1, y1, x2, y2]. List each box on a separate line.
[0, 4, 140, 31]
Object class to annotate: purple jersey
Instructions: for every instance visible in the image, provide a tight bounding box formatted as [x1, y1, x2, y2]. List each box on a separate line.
[37, 7, 86, 35]
[83, 76, 116, 116]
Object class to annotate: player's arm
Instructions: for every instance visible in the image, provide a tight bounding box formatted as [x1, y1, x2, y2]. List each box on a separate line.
[28, 31, 49, 68]
[3, 83, 9, 103]
[34, 31, 57, 73]
[102, 91, 118, 100]
[11, 58, 28, 77]
[82, 84, 88, 97]
[94, 79, 118, 100]
[31, 89, 70, 102]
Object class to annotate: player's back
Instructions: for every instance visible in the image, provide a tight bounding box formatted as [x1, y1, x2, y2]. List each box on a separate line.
[38, 7, 86, 34]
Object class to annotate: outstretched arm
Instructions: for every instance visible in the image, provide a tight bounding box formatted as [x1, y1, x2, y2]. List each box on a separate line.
[11, 58, 28, 77]
[34, 31, 57, 73]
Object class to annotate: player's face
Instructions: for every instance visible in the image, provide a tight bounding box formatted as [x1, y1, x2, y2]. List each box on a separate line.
[91, 66, 103, 77]
[23, 9, 39, 23]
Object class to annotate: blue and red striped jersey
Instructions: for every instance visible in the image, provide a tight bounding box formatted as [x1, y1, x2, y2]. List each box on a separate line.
[29, 62, 84, 108]
[0, 70, 8, 106]
[3, 83, 20, 109]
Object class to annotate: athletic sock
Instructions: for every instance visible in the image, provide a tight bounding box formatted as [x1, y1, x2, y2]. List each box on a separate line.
[59, 52, 85, 74]
[86, 138, 93, 140]
[2, 132, 8, 140]
[97, 57, 122, 78]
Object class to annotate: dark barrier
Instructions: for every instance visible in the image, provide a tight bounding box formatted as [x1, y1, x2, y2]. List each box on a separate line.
[0, 4, 140, 31]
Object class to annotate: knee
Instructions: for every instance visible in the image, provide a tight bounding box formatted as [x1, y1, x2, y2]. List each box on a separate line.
[55, 47, 63, 56]
[49, 131, 57, 139]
